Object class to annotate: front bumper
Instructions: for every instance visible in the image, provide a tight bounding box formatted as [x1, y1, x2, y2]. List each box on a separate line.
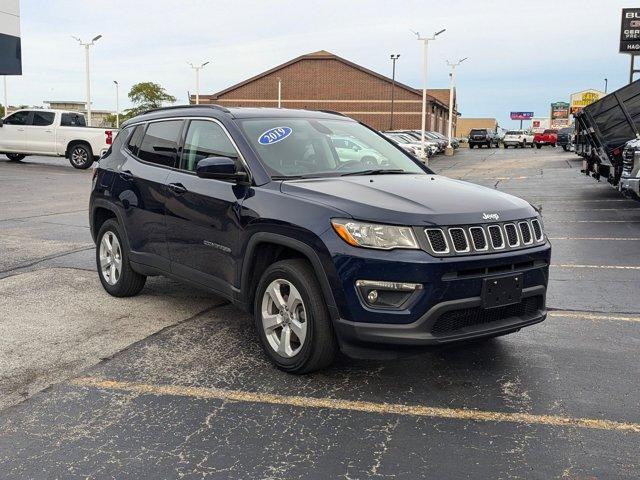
[321, 229, 551, 357]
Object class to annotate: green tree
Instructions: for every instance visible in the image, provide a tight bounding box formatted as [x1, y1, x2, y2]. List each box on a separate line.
[0, 104, 4, 118]
[124, 82, 176, 118]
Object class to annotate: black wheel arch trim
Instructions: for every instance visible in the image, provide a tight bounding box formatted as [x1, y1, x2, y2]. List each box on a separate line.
[241, 232, 339, 317]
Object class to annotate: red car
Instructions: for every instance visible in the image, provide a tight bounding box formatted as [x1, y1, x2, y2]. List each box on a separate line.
[533, 129, 558, 148]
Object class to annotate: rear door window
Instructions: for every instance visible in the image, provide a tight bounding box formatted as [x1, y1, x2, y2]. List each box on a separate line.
[137, 120, 183, 167]
[31, 111, 55, 126]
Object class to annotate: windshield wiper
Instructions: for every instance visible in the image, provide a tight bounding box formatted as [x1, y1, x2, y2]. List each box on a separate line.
[339, 169, 407, 177]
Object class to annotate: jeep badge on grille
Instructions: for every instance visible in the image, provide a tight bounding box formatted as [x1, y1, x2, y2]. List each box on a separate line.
[482, 213, 500, 221]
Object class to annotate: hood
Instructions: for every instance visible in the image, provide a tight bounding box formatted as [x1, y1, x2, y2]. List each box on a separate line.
[280, 174, 535, 226]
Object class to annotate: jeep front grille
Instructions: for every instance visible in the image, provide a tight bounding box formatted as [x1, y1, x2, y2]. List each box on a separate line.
[426, 229, 449, 253]
[424, 218, 544, 257]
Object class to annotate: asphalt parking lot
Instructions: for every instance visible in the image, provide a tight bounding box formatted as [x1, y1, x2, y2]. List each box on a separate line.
[0, 147, 639, 479]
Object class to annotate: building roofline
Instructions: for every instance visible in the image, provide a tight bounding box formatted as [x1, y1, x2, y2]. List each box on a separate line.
[199, 50, 451, 110]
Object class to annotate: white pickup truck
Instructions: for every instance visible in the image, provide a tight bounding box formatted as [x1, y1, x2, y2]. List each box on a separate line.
[0, 109, 116, 169]
[502, 130, 535, 149]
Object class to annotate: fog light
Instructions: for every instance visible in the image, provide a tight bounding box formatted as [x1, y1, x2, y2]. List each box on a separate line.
[355, 280, 422, 309]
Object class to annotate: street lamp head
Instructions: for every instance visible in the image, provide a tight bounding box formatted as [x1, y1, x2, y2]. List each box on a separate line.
[459, 57, 468, 63]
[113, 80, 118, 85]
[202, 61, 210, 67]
[390, 54, 400, 60]
[435, 28, 446, 36]
[92, 34, 102, 42]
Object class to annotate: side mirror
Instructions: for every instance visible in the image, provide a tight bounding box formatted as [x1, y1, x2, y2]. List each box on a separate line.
[196, 156, 249, 183]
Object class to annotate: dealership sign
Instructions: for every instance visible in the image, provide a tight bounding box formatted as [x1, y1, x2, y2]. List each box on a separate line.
[0, 0, 21, 75]
[510, 112, 534, 120]
[620, 8, 640, 53]
[570, 90, 605, 115]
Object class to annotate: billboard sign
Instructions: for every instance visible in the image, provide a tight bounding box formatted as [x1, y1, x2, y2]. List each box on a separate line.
[510, 112, 534, 120]
[550, 102, 570, 119]
[620, 8, 640, 53]
[0, 0, 21, 75]
[570, 89, 605, 115]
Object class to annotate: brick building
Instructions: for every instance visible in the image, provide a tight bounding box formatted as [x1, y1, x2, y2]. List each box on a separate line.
[191, 50, 457, 133]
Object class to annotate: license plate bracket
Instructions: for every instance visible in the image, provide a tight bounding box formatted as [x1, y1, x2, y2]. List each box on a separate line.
[482, 274, 523, 309]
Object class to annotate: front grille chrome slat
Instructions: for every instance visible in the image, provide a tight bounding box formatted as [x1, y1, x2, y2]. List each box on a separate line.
[424, 218, 544, 257]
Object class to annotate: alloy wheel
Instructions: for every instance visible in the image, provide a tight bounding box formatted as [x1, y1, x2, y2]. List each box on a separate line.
[261, 279, 308, 358]
[71, 147, 88, 166]
[99, 231, 122, 285]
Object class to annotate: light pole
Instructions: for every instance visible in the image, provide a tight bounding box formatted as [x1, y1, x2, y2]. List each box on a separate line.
[72, 34, 102, 126]
[414, 28, 445, 163]
[189, 61, 209, 105]
[277, 77, 282, 108]
[3, 76, 8, 117]
[389, 54, 400, 130]
[445, 57, 467, 156]
[604, 78, 608, 93]
[113, 80, 120, 128]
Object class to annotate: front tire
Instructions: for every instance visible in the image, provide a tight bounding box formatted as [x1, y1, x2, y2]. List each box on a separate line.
[96, 219, 146, 297]
[6, 153, 26, 161]
[254, 259, 337, 374]
[68, 143, 94, 169]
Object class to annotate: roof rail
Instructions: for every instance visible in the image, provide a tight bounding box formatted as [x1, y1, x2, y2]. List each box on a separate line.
[142, 104, 231, 115]
[317, 109, 347, 117]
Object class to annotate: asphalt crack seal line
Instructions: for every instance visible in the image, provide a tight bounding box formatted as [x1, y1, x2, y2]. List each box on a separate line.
[70, 377, 640, 433]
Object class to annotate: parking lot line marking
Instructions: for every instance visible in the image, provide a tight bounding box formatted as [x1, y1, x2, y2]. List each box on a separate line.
[70, 377, 640, 433]
[548, 311, 640, 323]
[548, 237, 640, 241]
[551, 264, 640, 270]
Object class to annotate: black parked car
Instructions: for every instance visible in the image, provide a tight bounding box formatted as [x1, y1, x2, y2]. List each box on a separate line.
[556, 127, 573, 151]
[468, 129, 499, 149]
[90, 106, 550, 373]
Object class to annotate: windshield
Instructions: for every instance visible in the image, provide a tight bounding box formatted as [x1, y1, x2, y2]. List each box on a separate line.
[240, 118, 427, 178]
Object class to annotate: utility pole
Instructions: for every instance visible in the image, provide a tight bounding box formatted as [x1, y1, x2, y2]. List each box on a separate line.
[113, 80, 120, 128]
[414, 28, 445, 164]
[604, 78, 608, 93]
[445, 57, 467, 156]
[389, 54, 400, 130]
[277, 77, 282, 108]
[188, 61, 209, 105]
[72, 34, 102, 126]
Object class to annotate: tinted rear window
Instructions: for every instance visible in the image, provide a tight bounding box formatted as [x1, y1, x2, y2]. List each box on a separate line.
[470, 129, 487, 135]
[137, 120, 183, 167]
[32, 111, 55, 126]
[126, 124, 145, 155]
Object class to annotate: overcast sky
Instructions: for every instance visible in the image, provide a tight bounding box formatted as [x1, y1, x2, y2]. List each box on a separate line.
[7, 0, 636, 128]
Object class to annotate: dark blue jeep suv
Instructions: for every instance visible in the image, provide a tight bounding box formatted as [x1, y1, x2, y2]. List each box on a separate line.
[90, 105, 551, 373]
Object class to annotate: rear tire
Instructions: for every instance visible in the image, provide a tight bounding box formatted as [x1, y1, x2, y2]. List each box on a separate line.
[6, 153, 25, 161]
[254, 259, 337, 374]
[68, 143, 94, 169]
[562, 145, 569, 151]
[96, 219, 146, 297]
[536, 143, 542, 149]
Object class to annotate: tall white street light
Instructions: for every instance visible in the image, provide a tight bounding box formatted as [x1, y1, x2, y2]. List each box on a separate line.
[113, 80, 120, 128]
[413, 28, 445, 164]
[72, 34, 102, 126]
[445, 57, 467, 156]
[189, 61, 209, 105]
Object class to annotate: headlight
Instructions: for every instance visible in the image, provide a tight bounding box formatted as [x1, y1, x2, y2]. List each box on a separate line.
[331, 219, 419, 250]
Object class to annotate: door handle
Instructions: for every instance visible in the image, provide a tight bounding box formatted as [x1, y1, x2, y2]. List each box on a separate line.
[118, 169, 134, 181]
[17, 128, 24, 132]
[45, 130, 53, 133]
[168, 182, 187, 195]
